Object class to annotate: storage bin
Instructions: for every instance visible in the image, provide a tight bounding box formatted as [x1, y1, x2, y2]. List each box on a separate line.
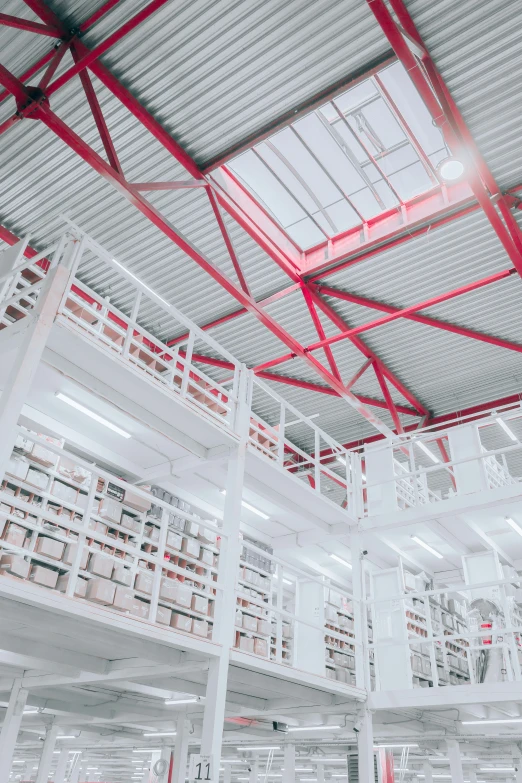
[181, 537, 200, 559]
[171, 612, 192, 632]
[31, 443, 56, 467]
[174, 583, 192, 608]
[253, 638, 268, 656]
[6, 457, 29, 481]
[86, 577, 116, 605]
[135, 570, 154, 595]
[35, 536, 65, 561]
[88, 553, 114, 579]
[124, 490, 151, 513]
[62, 543, 89, 570]
[29, 565, 58, 589]
[3, 523, 27, 548]
[98, 498, 122, 524]
[52, 480, 78, 505]
[112, 562, 132, 586]
[166, 530, 182, 550]
[57, 573, 87, 598]
[112, 585, 134, 611]
[156, 606, 172, 625]
[0, 554, 30, 579]
[238, 635, 255, 653]
[26, 468, 48, 490]
[192, 618, 209, 637]
[191, 594, 209, 615]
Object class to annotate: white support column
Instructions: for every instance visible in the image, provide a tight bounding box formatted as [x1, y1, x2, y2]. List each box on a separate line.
[422, 761, 433, 783]
[0, 678, 28, 783]
[316, 762, 324, 783]
[36, 724, 60, 783]
[515, 761, 522, 783]
[200, 368, 251, 779]
[172, 715, 191, 783]
[54, 749, 69, 783]
[447, 422, 488, 495]
[282, 745, 295, 783]
[249, 757, 258, 783]
[223, 763, 232, 783]
[68, 754, 83, 783]
[446, 740, 464, 783]
[357, 709, 374, 783]
[0, 259, 74, 478]
[364, 441, 398, 516]
[351, 533, 368, 690]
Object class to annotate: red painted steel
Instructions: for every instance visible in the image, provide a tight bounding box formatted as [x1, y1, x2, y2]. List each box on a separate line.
[38, 41, 70, 91]
[0, 13, 57, 36]
[302, 286, 342, 382]
[22, 0, 67, 34]
[0, 48, 55, 104]
[373, 361, 403, 433]
[207, 187, 251, 295]
[315, 283, 522, 355]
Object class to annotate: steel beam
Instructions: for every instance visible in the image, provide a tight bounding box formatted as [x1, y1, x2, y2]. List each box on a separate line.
[0, 13, 57, 36]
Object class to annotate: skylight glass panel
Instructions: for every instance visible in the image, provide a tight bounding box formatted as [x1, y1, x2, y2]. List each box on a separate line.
[226, 61, 448, 250]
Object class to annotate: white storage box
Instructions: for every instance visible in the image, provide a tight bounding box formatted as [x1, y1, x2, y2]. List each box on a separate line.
[112, 562, 132, 586]
[88, 553, 114, 579]
[181, 537, 200, 559]
[3, 523, 27, 548]
[31, 442, 56, 467]
[191, 594, 209, 615]
[30, 565, 58, 589]
[98, 498, 122, 524]
[112, 585, 134, 611]
[63, 543, 89, 570]
[26, 468, 49, 490]
[166, 530, 182, 550]
[121, 513, 141, 533]
[156, 606, 172, 625]
[34, 536, 65, 561]
[86, 577, 116, 605]
[242, 614, 257, 632]
[0, 554, 30, 579]
[198, 527, 217, 545]
[174, 583, 192, 608]
[52, 480, 78, 506]
[171, 612, 192, 632]
[191, 618, 209, 637]
[57, 573, 87, 598]
[134, 570, 153, 595]
[6, 457, 29, 481]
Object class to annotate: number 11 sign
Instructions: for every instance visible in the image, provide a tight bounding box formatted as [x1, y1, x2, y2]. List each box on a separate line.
[188, 754, 214, 782]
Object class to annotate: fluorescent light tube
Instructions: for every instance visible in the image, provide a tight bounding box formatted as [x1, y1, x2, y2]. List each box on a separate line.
[411, 535, 443, 559]
[287, 725, 341, 732]
[56, 393, 131, 438]
[416, 441, 440, 463]
[329, 554, 352, 569]
[375, 744, 418, 748]
[221, 490, 269, 519]
[23, 708, 39, 714]
[56, 735, 76, 740]
[461, 718, 522, 726]
[480, 768, 515, 772]
[132, 749, 157, 753]
[497, 418, 517, 441]
[164, 698, 199, 705]
[143, 731, 176, 737]
[506, 517, 522, 537]
[235, 747, 280, 751]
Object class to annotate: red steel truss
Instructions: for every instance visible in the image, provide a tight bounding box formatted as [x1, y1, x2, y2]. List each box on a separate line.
[0, 0, 520, 441]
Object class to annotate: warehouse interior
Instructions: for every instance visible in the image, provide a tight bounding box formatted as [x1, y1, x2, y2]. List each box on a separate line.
[0, 1, 522, 783]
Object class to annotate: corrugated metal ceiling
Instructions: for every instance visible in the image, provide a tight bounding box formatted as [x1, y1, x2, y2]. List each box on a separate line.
[0, 0, 521, 447]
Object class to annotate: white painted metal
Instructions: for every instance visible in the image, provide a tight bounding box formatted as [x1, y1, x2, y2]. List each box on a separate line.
[447, 740, 465, 783]
[370, 569, 412, 691]
[54, 749, 69, 783]
[283, 744, 295, 783]
[448, 423, 489, 495]
[294, 579, 326, 675]
[172, 716, 191, 783]
[357, 709, 374, 783]
[0, 679, 28, 783]
[35, 724, 60, 783]
[364, 441, 398, 516]
[422, 762, 433, 783]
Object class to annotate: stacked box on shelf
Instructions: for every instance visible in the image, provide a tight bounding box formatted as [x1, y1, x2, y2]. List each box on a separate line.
[0, 429, 221, 644]
[324, 589, 357, 686]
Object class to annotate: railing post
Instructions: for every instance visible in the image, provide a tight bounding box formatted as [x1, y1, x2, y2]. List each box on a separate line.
[278, 403, 286, 466]
[351, 533, 368, 691]
[314, 429, 320, 492]
[180, 331, 195, 398]
[200, 366, 250, 780]
[123, 289, 142, 359]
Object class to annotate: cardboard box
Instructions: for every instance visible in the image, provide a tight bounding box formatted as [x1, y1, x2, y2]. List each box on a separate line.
[31, 442, 56, 467]
[88, 553, 114, 579]
[52, 480, 78, 506]
[29, 565, 58, 589]
[57, 456, 90, 485]
[88, 519, 108, 537]
[98, 498, 122, 524]
[15, 434, 33, 452]
[112, 562, 132, 586]
[57, 573, 87, 598]
[62, 543, 89, 570]
[160, 576, 178, 602]
[6, 457, 29, 481]
[134, 570, 153, 595]
[184, 520, 199, 537]
[3, 523, 27, 548]
[181, 537, 200, 559]
[26, 468, 49, 490]
[235, 610, 243, 627]
[123, 489, 151, 514]
[238, 635, 255, 653]
[144, 523, 160, 542]
[130, 599, 149, 619]
[171, 612, 192, 632]
[86, 577, 116, 605]
[253, 638, 268, 657]
[112, 585, 134, 611]
[121, 513, 141, 534]
[0, 554, 30, 579]
[242, 614, 257, 632]
[34, 536, 65, 561]
[199, 548, 213, 566]
[174, 583, 192, 608]
[198, 527, 217, 545]
[156, 606, 172, 625]
[257, 619, 270, 635]
[191, 594, 209, 615]
[192, 618, 209, 637]
[166, 530, 182, 550]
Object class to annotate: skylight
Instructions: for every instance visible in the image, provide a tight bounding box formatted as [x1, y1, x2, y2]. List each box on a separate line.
[226, 61, 448, 250]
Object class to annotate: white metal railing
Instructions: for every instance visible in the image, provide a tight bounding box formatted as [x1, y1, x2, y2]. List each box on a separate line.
[234, 537, 363, 687]
[361, 403, 522, 516]
[0, 426, 226, 641]
[249, 377, 360, 513]
[367, 576, 522, 691]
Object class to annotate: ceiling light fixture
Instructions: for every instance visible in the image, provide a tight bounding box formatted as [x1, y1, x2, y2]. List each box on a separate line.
[329, 554, 352, 569]
[411, 536, 443, 559]
[23, 708, 39, 714]
[375, 744, 419, 749]
[505, 517, 522, 537]
[416, 441, 440, 463]
[164, 698, 199, 706]
[142, 731, 177, 737]
[438, 157, 465, 182]
[287, 725, 342, 732]
[56, 735, 77, 740]
[235, 747, 280, 752]
[462, 718, 522, 725]
[56, 393, 131, 438]
[497, 418, 517, 441]
[221, 490, 269, 519]
[480, 768, 515, 773]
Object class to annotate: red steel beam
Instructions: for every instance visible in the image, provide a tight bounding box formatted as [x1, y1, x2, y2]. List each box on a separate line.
[301, 286, 341, 382]
[373, 361, 403, 433]
[71, 43, 123, 175]
[38, 41, 70, 91]
[0, 48, 55, 103]
[366, 0, 522, 278]
[45, 0, 171, 98]
[0, 13, 58, 36]
[345, 358, 373, 392]
[22, 0, 67, 34]
[315, 283, 522, 356]
[207, 188, 251, 296]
